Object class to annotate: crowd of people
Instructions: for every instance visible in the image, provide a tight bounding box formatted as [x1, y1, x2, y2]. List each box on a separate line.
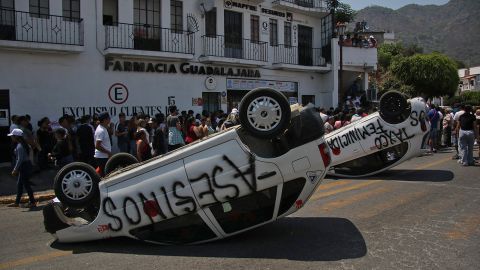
[426, 104, 480, 166]
[340, 33, 377, 48]
[7, 100, 480, 208]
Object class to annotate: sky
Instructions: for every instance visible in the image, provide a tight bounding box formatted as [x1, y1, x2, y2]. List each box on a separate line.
[342, 0, 450, 10]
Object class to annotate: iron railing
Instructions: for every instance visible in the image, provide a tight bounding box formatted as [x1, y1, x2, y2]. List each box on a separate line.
[105, 23, 195, 54]
[202, 35, 268, 62]
[273, 44, 325, 66]
[0, 8, 83, 45]
[273, 0, 326, 9]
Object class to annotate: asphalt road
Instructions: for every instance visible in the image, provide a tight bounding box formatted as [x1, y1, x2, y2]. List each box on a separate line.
[1, 148, 479, 270]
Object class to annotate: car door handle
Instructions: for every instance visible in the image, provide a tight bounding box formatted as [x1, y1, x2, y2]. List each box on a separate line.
[258, 171, 277, 180]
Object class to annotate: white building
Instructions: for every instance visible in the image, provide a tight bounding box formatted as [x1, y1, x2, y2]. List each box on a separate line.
[0, 0, 376, 159]
[458, 66, 480, 93]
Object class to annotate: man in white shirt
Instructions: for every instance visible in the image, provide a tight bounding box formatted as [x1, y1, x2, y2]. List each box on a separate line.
[94, 112, 112, 176]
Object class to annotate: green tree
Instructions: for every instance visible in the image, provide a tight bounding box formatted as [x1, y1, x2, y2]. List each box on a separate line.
[378, 43, 404, 70]
[390, 53, 459, 98]
[326, 0, 356, 23]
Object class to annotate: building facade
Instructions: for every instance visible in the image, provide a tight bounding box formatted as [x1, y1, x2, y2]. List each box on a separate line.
[458, 66, 480, 93]
[0, 0, 376, 157]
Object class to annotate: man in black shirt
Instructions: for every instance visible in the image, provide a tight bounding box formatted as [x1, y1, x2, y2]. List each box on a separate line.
[150, 118, 166, 156]
[456, 105, 479, 166]
[76, 115, 95, 167]
[115, 112, 129, 153]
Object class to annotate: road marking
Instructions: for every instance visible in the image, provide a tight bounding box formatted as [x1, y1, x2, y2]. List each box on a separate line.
[310, 180, 379, 201]
[356, 190, 428, 219]
[315, 180, 351, 191]
[445, 216, 480, 240]
[413, 156, 451, 170]
[318, 186, 393, 213]
[0, 251, 72, 270]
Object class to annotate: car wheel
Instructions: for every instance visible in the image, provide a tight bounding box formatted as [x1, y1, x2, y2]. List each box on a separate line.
[54, 162, 100, 209]
[104, 153, 138, 175]
[239, 88, 291, 139]
[379, 90, 408, 124]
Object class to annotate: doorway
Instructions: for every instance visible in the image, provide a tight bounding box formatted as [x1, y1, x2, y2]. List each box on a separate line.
[224, 10, 242, 59]
[202, 92, 221, 114]
[0, 90, 10, 162]
[298, 25, 313, 66]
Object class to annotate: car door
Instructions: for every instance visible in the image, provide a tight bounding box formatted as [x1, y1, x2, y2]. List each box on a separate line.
[184, 139, 283, 236]
[105, 160, 222, 244]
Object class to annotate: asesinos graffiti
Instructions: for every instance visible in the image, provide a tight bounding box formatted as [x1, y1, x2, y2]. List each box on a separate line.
[101, 154, 257, 232]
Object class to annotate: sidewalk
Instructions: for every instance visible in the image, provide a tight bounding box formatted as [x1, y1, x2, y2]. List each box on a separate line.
[0, 166, 57, 204]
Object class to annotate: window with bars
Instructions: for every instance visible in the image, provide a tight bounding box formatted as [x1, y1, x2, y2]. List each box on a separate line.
[284, 22, 292, 47]
[134, 0, 161, 26]
[205, 8, 216, 37]
[170, 0, 183, 32]
[30, 0, 49, 19]
[62, 0, 80, 21]
[269, 18, 277, 46]
[250, 15, 259, 42]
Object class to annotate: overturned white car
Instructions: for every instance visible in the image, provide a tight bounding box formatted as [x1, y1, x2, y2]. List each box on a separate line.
[326, 92, 430, 177]
[44, 88, 331, 244]
[43, 89, 428, 244]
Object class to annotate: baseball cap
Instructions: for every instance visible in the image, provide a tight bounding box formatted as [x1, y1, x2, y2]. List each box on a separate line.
[231, 108, 239, 115]
[8, 128, 23, 137]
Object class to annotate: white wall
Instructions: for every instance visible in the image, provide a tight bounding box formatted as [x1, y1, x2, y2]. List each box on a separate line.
[0, 0, 341, 128]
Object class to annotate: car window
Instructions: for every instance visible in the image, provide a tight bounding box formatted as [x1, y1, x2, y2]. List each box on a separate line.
[209, 186, 277, 234]
[278, 178, 306, 216]
[129, 212, 217, 244]
[333, 142, 408, 176]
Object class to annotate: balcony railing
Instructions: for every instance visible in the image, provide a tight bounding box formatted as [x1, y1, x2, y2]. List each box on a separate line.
[105, 23, 194, 54]
[0, 8, 83, 46]
[202, 35, 268, 62]
[273, 0, 326, 9]
[273, 44, 325, 66]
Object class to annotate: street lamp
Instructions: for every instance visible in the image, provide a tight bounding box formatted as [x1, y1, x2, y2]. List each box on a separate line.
[336, 22, 347, 106]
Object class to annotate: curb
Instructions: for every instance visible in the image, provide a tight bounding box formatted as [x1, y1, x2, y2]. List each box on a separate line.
[0, 190, 55, 205]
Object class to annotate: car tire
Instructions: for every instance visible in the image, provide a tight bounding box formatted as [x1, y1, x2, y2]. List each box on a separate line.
[239, 88, 291, 139]
[104, 153, 138, 175]
[379, 90, 408, 124]
[54, 162, 100, 209]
